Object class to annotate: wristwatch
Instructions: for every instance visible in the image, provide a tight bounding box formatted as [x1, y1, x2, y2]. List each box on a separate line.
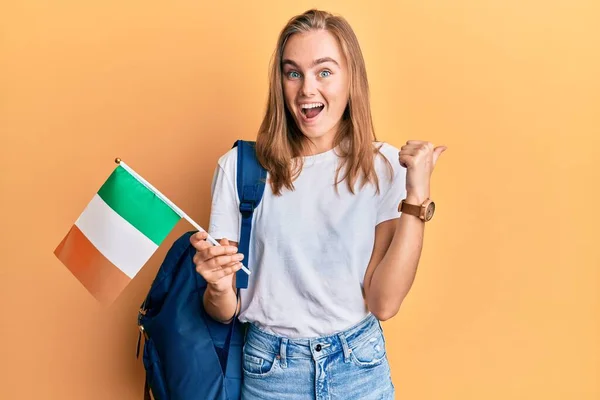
[398, 198, 436, 222]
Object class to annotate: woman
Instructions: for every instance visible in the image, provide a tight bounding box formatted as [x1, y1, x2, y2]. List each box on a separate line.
[191, 9, 446, 400]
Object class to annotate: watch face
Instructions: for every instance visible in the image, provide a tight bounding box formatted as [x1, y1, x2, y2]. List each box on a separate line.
[425, 202, 435, 221]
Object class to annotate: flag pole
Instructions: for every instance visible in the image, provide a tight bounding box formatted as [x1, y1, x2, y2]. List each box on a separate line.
[114, 158, 251, 275]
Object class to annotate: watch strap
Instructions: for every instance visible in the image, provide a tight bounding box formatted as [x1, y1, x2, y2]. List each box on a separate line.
[399, 200, 423, 219]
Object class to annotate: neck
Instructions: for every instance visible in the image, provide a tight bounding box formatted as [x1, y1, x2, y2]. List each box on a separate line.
[300, 125, 340, 156]
[302, 140, 333, 156]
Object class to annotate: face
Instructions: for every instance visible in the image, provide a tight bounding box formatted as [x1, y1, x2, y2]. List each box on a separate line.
[281, 29, 350, 151]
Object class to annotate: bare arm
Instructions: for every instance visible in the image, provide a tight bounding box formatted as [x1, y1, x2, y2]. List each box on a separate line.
[203, 281, 241, 324]
[363, 200, 425, 321]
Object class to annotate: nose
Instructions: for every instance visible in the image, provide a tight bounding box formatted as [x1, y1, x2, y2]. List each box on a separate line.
[300, 75, 317, 97]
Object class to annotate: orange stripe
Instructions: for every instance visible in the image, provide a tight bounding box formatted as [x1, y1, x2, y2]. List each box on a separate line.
[54, 225, 131, 305]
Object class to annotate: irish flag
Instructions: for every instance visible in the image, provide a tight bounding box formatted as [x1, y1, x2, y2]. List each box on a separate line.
[54, 160, 182, 305]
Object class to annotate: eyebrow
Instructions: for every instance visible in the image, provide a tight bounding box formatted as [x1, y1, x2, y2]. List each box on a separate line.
[282, 57, 340, 68]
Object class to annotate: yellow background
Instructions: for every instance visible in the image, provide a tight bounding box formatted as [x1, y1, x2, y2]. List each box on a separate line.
[1, 0, 598, 399]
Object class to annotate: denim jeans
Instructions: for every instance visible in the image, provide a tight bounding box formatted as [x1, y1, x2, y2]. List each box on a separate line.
[241, 313, 396, 399]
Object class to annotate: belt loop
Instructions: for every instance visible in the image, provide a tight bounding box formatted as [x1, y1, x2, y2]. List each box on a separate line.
[338, 333, 351, 363]
[279, 338, 288, 368]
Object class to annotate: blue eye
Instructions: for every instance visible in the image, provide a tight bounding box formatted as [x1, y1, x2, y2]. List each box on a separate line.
[288, 71, 301, 79]
[319, 70, 331, 78]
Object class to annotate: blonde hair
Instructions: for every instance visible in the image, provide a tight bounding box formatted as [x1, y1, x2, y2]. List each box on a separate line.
[255, 9, 392, 196]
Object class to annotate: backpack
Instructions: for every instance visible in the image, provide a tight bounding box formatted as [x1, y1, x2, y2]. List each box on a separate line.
[136, 140, 267, 400]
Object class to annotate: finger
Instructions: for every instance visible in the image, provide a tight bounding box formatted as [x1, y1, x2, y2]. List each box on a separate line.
[219, 238, 230, 247]
[203, 262, 243, 280]
[208, 252, 245, 270]
[190, 230, 208, 246]
[220, 262, 243, 277]
[400, 146, 424, 154]
[406, 140, 428, 146]
[399, 151, 418, 167]
[193, 252, 202, 265]
[204, 244, 239, 259]
[400, 144, 421, 151]
[196, 257, 238, 275]
[208, 259, 242, 274]
[419, 144, 434, 154]
[191, 238, 212, 252]
[433, 146, 447, 165]
[399, 148, 419, 156]
[193, 244, 237, 266]
[193, 246, 220, 265]
[193, 243, 238, 264]
[399, 155, 413, 168]
[405, 141, 435, 154]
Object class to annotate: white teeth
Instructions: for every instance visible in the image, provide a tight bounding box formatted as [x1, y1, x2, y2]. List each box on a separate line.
[300, 103, 324, 109]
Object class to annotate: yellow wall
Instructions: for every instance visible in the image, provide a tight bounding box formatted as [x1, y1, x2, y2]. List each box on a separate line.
[1, 0, 598, 398]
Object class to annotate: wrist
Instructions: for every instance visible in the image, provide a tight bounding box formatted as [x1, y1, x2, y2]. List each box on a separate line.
[405, 193, 429, 205]
[207, 281, 233, 295]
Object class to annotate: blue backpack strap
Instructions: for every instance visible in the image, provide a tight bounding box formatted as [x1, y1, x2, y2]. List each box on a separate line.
[232, 140, 267, 289]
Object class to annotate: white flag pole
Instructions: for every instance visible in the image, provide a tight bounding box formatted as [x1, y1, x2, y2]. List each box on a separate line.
[114, 158, 250, 276]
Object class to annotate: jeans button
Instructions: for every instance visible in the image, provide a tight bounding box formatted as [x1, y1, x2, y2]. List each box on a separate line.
[315, 344, 322, 352]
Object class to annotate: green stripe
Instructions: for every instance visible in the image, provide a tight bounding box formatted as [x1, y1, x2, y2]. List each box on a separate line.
[97, 166, 180, 245]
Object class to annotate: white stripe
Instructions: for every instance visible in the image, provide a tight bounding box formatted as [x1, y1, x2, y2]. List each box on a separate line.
[75, 194, 158, 278]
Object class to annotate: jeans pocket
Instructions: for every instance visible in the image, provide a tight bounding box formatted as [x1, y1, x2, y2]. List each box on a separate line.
[242, 343, 278, 378]
[349, 331, 387, 368]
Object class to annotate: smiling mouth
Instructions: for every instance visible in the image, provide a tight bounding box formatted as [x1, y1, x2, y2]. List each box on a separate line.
[301, 103, 325, 119]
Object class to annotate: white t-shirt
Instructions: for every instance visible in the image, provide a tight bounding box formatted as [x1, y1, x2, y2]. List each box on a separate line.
[208, 141, 407, 338]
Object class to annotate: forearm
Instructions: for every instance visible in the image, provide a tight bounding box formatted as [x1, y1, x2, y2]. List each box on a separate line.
[203, 284, 239, 323]
[368, 199, 426, 320]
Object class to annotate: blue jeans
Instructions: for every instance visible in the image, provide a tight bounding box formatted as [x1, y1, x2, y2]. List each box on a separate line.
[241, 313, 396, 399]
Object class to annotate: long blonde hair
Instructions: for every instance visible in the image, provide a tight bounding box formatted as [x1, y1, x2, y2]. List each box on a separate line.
[255, 9, 392, 196]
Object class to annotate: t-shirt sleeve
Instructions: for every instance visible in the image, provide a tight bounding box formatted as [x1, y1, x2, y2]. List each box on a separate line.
[208, 162, 240, 243]
[376, 151, 407, 225]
